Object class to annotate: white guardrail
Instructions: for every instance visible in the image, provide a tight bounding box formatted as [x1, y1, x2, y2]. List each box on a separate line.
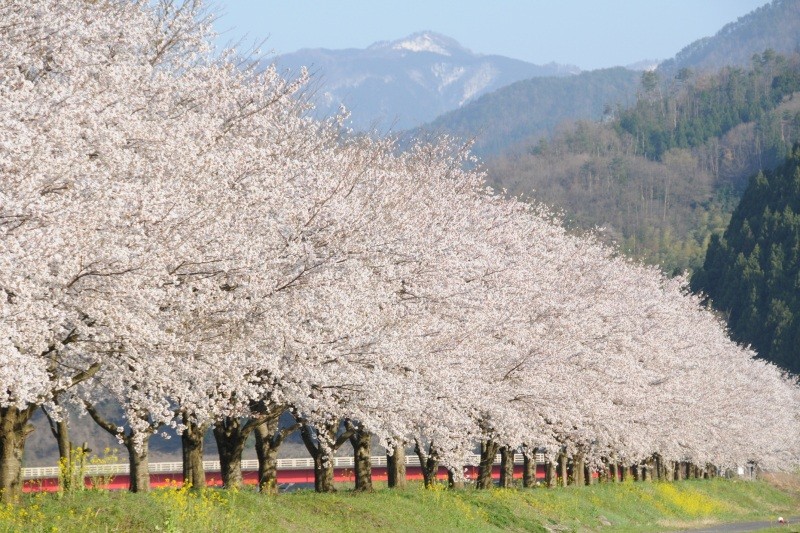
[22, 452, 546, 480]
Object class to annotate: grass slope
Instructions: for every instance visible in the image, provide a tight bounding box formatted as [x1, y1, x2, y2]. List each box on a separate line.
[1, 478, 797, 532]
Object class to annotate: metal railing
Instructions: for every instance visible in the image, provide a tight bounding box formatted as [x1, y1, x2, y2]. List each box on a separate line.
[22, 452, 546, 480]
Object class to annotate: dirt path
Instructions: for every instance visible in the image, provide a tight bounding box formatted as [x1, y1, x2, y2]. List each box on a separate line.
[676, 517, 800, 532]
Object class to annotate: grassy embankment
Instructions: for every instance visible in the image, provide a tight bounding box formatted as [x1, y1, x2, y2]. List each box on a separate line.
[1, 477, 798, 532]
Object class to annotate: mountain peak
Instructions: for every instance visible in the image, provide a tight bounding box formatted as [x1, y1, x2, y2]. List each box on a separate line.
[370, 31, 469, 57]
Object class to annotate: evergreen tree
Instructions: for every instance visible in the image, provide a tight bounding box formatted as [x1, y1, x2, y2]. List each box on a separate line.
[692, 144, 800, 373]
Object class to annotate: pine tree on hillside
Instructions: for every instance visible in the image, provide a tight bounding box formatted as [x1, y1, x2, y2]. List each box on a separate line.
[692, 144, 800, 373]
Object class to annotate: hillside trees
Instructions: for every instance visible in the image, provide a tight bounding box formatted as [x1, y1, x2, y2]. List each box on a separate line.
[488, 52, 800, 274]
[693, 144, 800, 374]
[617, 52, 800, 161]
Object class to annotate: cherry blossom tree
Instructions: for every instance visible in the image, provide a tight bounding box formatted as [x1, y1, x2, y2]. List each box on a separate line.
[3, 0, 799, 506]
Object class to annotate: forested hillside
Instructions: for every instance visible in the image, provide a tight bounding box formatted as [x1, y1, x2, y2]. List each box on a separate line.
[692, 146, 800, 374]
[416, 68, 640, 156]
[659, 0, 800, 75]
[487, 51, 800, 274]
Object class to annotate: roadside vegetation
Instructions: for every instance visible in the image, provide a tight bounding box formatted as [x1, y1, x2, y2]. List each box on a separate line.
[1, 478, 797, 532]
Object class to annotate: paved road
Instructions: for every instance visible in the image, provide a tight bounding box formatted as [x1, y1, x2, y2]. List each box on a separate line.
[676, 517, 800, 532]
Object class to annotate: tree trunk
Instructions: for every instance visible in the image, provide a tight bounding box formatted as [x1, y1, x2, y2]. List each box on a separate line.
[621, 464, 631, 482]
[253, 409, 298, 494]
[585, 462, 595, 486]
[387, 443, 407, 489]
[499, 446, 515, 488]
[254, 418, 279, 494]
[663, 460, 674, 482]
[447, 468, 464, 490]
[125, 436, 151, 493]
[213, 419, 248, 490]
[42, 401, 72, 464]
[610, 461, 619, 483]
[43, 402, 84, 493]
[557, 452, 568, 487]
[522, 453, 536, 488]
[573, 453, 585, 486]
[312, 453, 335, 492]
[644, 459, 654, 482]
[181, 417, 207, 490]
[476, 439, 499, 489]
[545, 460, 556, 488]
[421, 455, 438, 488]
[350, 428, 372, 492]
[83, 403, 157, 493]
[653, 454, 664, 481]
[300, 421, 352, 493]
[0, 406, 35, 504]
[413, 440, 439, 488]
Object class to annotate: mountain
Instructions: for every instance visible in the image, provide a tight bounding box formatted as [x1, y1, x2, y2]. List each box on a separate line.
[486, 51, 800, 274]
[271, 31, 579, 131]
[659, 0, 800, 75]
[414, 67, 640, 156]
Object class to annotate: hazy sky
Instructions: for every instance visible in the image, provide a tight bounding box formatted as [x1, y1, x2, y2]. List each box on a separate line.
[212, 0, 769, 70]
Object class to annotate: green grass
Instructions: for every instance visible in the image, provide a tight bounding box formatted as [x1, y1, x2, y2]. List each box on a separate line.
[1, 478, 797, 532]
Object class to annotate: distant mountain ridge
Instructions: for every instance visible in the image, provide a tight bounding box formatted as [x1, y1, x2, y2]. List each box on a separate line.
[271, 31, 579, 131]
[411, 0, 800, 159]
[415, 67, 641, 156]
[659, 0, 800, 74]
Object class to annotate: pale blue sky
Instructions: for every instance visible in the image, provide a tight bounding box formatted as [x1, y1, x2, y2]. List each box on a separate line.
[211, 0, 769, 70]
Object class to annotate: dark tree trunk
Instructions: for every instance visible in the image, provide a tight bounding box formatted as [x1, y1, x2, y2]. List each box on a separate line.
[663, 460, 674, 482]
[573, 453, 585, 486]
[124, 436, 151, 493]
[213, 419, 248, 490]
[499, 446, 515, 488]
[387, 442, 407, 489]
[585, 462, 595, 485]
[622, 464, 633, 482]
[545, 460, 556, 488]
[622, 464, 636, 481]
[0, 406, 36, 504]
[350, 428, 372, 492]
[254, 425, 279, 494]
[42, 401, 84, 493]
[252, 406, 295, 494]
[253, 417, 279, 494]
[653, 454, 664, 481]
[557, 452, 568, 487]
[84, 403, 156, 493]
[301, 426, 335, 493]
[476, 439, 499, 489]
[181, 417, 208, 490]
[447, 468, 464, 489]
[413, 440, 439, 488]
[312, 453, 335, 492]
[610, 460, 619, 483]
[300, 420, 353, 493]
[42, 400, 72, 464]
[522, 452, 536, 488]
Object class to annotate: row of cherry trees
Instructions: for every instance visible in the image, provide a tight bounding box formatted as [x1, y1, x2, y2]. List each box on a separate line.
[2, 0, 799, 503]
